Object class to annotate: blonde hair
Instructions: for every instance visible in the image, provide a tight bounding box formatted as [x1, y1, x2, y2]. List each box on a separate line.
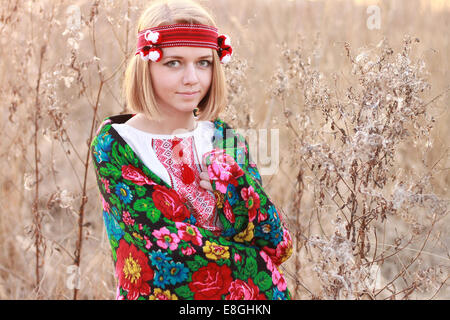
[123, 0, 228, 121]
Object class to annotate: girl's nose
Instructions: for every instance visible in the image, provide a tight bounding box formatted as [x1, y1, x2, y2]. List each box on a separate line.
[183, 63, 199, 84]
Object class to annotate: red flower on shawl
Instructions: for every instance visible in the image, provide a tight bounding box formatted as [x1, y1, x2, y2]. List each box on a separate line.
[262, 228, 293, 266]
[188, 262, 232, 300]
[115, 239, 154, 300]
[152, 185, 190, 222]
[225, 278, 267, 300]
[240, 186, 261, 222]
[122, 164, 156, 186]
[223, 199, 235, 223]
[204, 149, 244, 194]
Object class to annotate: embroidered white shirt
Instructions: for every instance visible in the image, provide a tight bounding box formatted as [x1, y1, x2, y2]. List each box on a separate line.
[111, 120, 223, 233]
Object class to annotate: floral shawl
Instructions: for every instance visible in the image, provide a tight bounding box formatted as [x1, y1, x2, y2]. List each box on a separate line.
[90, 113, 293, 300]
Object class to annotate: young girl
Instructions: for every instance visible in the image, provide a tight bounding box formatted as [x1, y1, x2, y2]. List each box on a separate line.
[91, 0, 293, 300]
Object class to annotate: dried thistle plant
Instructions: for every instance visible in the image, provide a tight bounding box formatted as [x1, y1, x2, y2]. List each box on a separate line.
[268, 34, 449, 300]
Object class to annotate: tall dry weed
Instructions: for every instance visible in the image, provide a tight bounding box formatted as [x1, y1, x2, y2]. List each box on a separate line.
[266, 35, 448, 299]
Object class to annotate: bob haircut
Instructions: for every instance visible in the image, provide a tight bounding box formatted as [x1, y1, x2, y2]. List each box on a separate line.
[123, 0, 228, 122]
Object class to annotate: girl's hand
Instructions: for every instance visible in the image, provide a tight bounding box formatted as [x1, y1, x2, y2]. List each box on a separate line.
[199, 156, 213, 192]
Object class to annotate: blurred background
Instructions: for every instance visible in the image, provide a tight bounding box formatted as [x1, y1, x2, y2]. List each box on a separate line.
[0, 0, 448, 299]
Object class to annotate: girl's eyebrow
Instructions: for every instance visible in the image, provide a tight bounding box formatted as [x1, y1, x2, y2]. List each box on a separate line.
[163, 55, 213, 60]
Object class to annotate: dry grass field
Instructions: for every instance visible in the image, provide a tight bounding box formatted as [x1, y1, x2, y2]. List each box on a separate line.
[0, 0, 448, 299]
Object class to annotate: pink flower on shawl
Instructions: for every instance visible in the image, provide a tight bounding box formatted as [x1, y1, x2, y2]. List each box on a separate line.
[152, 227, 180, 250]
[181, 244, 197, 256]
[122, 210, 135, 226]
[101, 177, 111, 193]
[143, 235, 153, 250]
[203, 149, 244, 194]
[101, 194, 110, 213]
[122, 164, 156, 186]
[116, 285, 124, 300]
[175, 222, 203, 246]
[260, 250, 287, 292]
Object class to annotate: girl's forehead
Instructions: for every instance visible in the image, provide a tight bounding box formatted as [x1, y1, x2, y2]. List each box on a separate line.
[162, 46, 213, 58]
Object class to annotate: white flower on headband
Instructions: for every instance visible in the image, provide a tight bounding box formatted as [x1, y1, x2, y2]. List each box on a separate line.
[221, 54, 231, 64]
[144, 30, 161, 44]
[139, 51, 150, 61]
[222, 34, 231, 47]
[148, 49, 161, 62]
[217, 34, 233, 64]
[138, 47, 163, 62]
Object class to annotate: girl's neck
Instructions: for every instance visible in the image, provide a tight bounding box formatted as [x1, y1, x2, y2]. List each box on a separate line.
[128, 113, 197, 135]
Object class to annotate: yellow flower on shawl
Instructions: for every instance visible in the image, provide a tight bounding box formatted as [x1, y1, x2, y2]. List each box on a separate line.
[132, 232, 143, 240]
[214, 190, 224, 209]
[149, 288, 178, 300]
[233, 222, 254, 243]
[203, 240, 230, 260]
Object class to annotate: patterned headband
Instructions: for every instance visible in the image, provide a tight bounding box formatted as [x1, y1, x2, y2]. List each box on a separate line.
[135, 23, 233, 64]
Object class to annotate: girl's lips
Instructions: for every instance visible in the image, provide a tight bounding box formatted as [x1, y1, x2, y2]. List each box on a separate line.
[177, 91, 199, 97]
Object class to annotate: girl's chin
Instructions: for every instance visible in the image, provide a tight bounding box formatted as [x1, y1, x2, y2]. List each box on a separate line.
[171, 107, 198, 114]
[173, 102, 198, 110]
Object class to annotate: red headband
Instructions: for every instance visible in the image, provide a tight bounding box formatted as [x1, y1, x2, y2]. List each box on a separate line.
[135, 23, 233, 64]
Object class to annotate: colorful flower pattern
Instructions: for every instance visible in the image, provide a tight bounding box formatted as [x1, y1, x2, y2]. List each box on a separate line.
[91, 114, 293, 300]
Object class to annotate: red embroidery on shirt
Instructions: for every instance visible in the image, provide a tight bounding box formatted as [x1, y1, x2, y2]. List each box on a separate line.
[152, 136, 221, 234]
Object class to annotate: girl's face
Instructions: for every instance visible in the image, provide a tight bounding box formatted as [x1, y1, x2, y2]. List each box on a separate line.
[149, 46, 213, 116]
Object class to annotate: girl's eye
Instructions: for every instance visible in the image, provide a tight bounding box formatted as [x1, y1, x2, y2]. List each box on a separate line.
[165, 60, 180, 67]
[199, 60, 212, 67]
[165, 60, 212, 68]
